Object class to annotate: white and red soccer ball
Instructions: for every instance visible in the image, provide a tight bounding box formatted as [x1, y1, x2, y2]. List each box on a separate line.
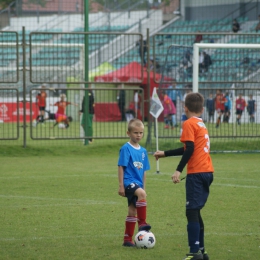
[134, 230, 156, 249]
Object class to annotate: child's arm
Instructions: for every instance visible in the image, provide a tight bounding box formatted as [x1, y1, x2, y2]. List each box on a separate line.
[153, 147, 184, 160]
[172, 141, 194, 183]
[118, 166, 125, 197]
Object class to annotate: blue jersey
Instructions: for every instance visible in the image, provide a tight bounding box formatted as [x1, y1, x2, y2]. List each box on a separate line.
[118, 142, 150, 188]
[248, 99, 256, 113]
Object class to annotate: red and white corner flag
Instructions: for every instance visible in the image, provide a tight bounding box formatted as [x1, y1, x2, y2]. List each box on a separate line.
[150, 87, 164, 118]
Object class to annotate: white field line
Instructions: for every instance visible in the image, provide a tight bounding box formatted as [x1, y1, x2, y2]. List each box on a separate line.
[0, 174, 259, 189]
[0, 232, 258, 242]
[0, 203, 118, 208]
[0, 173, 259, 183]
[0, 195, 118, 204]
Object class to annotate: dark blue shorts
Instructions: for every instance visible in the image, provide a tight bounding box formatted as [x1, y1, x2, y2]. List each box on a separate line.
[185, 173, 213, 210]
[125, 183, 141, 207]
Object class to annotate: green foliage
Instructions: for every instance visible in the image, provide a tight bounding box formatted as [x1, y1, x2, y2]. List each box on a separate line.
[0, 149, 259, 259]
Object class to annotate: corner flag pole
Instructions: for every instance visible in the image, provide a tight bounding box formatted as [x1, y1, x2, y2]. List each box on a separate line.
[155, 115, 160, 174]
[149, 87, 164, 174]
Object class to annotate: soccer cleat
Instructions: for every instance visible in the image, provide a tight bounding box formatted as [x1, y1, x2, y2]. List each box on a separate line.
[203, 252, 209, 260]
[182, 251, 203, 260]
[138, 223, 151, 231]
[164, 125, 169, 129]
[122, 241, 135, 247]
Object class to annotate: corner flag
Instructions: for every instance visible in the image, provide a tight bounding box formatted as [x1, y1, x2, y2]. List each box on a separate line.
[150, 88, 164, 118]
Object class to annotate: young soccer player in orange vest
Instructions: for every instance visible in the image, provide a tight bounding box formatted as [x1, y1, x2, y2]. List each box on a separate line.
[154, 92, 214, 260]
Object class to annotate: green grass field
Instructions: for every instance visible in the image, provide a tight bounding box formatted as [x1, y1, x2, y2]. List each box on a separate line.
[0, 146, 259, 260]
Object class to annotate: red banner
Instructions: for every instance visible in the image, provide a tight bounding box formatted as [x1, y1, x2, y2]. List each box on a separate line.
[0, 102, 38, 123]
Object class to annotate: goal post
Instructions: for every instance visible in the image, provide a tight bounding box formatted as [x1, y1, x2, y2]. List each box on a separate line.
[193, 43, 260, 92]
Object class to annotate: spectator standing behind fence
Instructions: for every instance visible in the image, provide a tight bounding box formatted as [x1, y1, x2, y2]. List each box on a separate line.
[148, 57, 161, 73]
[247, 94, 257, 123]
[117, 84, 126, 122]
[134, 90, 142, 120]
[198, 52, 204, 73]
[162, 91, 176, 129]
[136, 39, 147, 65]
[200, 52, 212, 73]
[235, 93, 247, 125]
[167, 82, 182, 126]
[232, 19, 240, 33]
[206, 93, 215, 123]
[35, 84, 47, 125]
[194, 31, 203, 43]
[80, 90, 95, 143]
[215, 89, 227, 128]
[223, 92, 232, 123]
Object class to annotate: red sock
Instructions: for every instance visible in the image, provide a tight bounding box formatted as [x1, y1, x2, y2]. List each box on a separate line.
[136, 199, 147, 226]
[124, 216, 137, 242]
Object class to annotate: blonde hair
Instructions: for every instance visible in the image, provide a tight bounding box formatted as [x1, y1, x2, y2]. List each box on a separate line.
[60, 94, 66, 100]
[128, 118, 144, 132]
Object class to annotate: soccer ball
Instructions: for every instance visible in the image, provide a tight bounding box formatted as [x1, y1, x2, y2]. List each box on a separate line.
[134, 230, 156, 249]
[58, 123, 65, 129]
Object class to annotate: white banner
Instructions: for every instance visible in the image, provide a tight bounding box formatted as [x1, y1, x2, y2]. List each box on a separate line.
[150, 88, 163, 118]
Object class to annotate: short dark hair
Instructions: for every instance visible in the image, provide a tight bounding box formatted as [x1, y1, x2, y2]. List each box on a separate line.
[185, 92, 204, 113]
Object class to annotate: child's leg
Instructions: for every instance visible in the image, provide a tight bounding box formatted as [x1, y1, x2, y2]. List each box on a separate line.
[186, 209, 200, 253]
[216, 113, 221, 126]
[123, 204, 137, 244]
[198, 210, 205, 254]
[134, 188, 151, 231]
[171, 114, 176, 127]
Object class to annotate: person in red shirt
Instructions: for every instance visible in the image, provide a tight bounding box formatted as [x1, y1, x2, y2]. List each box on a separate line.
[51, 93, 78, 115]
[215, 89, 227, 128]
[235, 93, 247, 125]
[36, 85, 47, 124]
[162, 92, 176, 129]
[153, 92, 214, 260]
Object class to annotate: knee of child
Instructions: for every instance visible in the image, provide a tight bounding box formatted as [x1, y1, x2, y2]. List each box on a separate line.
[135, 188, 146, 200]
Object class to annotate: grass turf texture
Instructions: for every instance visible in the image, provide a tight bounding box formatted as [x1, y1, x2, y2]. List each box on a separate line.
[0, 146, 259, 259]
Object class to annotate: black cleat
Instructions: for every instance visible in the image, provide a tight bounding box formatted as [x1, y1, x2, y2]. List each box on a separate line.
[182, 251, 203, 260]
[138, 223, 151, 231]
[122, 241, 136, 247]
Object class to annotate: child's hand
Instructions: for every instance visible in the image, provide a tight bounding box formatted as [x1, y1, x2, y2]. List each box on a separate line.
[118, 186, 125, 197]
[153, 150, 165, 160]
[172, 171, 181, 184]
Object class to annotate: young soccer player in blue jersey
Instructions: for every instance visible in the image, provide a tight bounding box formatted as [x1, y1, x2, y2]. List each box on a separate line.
[118, 118, 151, 247]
